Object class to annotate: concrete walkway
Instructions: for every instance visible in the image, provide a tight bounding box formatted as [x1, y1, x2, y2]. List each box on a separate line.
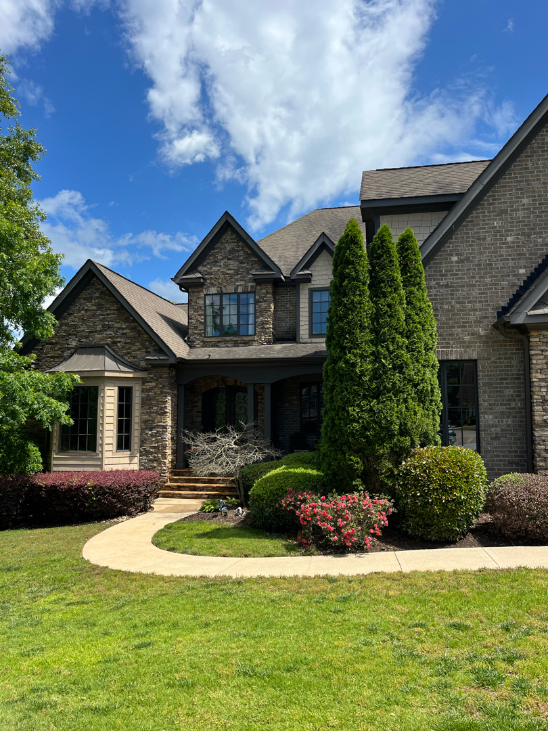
[82, 498, 548, 578]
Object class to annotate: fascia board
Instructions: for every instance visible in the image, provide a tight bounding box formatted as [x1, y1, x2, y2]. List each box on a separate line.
[360, 193, 461, 209]
[290, 233, 335, 279]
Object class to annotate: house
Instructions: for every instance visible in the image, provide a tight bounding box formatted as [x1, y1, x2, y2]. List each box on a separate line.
[24, 92, 548, 482]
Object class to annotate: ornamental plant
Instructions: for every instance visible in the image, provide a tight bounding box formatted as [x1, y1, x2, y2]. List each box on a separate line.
[279, 488, 393, 553]
[486, 473, 548, 542]
[396, 446, 487, 541]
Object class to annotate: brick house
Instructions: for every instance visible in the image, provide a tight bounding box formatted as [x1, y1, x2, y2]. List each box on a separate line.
[23, 92, 548, 481]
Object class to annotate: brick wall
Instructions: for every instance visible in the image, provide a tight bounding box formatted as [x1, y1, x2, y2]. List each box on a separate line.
[274, 284, 297, 341]
[299, 249, 333, 343]
[187, 228, 274, 347]
[426, 124, 548, 478]
[528, 329, 548, 474]
[31, 276, 177, 478]
[381, 210, 447, 244]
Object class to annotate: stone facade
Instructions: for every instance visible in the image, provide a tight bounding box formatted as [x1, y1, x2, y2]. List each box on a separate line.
[426, 125, 548, 478]
[187, 228, 274, 347]
[273, 284, 297, 341]
[528, 329, 548, 474]
[31, 276, 177, 478]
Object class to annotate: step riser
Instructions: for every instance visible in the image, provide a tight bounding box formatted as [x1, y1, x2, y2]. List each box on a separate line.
[167, 477, 235, 485]
[158, 491, 239, 499]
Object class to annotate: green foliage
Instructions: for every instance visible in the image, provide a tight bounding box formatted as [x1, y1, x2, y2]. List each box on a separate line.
[280, 451, 320, 468]
[396, 227, 441, 446]
[321, 218, 372, 491]
[240, 460, 281, 500]
[200, 499, 219, 513]
[365, 224, 421, 491]
[486, 473, 548, 542]
[396, 446, 488, 541]
[249, 466, 323, 532]
[0, 427, 41, 476]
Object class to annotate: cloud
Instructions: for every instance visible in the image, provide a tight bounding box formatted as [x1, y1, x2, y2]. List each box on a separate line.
[42, 287, 63, 309]
[505, 19, 514, 33]
[17, 78, 55, 116]
[119, 0, 516, 230]
[39, 189, 197, 269]
[148, 278, 187, 303]
[0, 0, 59, 54]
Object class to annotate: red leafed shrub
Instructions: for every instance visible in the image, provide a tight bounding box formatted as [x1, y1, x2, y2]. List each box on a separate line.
[279, 489, 393, 552]
[0, 474, 33, 530]
[23, 470, 162, 525]
[486, 473, 548, 542]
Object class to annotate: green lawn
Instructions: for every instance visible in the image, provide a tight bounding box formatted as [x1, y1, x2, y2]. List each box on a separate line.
[153, 519, 301, 557]
[1, 523, 548, 730]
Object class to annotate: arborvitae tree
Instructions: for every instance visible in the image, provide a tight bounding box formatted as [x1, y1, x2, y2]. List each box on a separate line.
[320, 218, 372, 491]
[365, 224, 422, 491]
[396, 227, 442, 445]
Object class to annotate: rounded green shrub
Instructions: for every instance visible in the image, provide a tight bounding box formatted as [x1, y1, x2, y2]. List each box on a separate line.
[281, 451, 320, 468]
[486, 473, 548, 542]
[240, 460, 282, 501]
[249, 466, 323, 533]
[0, 427, 42, 476]
[395, 446, 487, 541]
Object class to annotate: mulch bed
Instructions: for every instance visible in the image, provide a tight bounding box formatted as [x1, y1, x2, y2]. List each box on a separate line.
[175, 509, 523, 552]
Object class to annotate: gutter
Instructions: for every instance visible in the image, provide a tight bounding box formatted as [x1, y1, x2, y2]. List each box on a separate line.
[497, 322, 533, 472]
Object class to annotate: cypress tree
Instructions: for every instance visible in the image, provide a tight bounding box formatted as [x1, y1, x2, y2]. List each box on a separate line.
[396, 227, 442, 445]
[365, 224, 421, 491]
[320, 218, 372, 491]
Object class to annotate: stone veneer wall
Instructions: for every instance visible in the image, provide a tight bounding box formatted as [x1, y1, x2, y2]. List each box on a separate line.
[528, 329, 548, 474]
[187, 228, 274, 347]
[299, 249, 333, 344]
[31, 276, 177, 478]
[381, 210, 447, 245]
[426, 124, 548, 479]
[273, 284, 297, 341]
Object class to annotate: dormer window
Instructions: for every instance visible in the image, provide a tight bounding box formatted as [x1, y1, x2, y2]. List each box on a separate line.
[205, 292, 255, 337]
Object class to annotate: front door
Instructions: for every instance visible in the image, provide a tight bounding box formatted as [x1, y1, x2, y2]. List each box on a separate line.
[202, 386, 247, 431]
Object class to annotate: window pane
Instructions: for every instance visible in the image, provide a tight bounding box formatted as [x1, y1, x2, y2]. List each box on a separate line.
[60, 386, 99, 452]
[238, 292, 255, 336]
[117, 386, 133, 451]
[311, 289, 330, 335]
[205, 294, 221, 336]
[440, 361, 478, 452]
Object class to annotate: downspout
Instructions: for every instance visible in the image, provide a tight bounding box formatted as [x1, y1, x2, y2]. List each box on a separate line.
[497, 322, 533, 472]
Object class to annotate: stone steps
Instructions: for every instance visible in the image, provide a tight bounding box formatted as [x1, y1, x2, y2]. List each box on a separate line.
[157, 470, 239, 500]
[158, 489, 239, 500]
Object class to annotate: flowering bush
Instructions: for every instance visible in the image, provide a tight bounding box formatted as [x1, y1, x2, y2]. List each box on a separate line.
[486, 473, 548, 542]
[396, 446, 487, 541]
[279, 488, 393, 552]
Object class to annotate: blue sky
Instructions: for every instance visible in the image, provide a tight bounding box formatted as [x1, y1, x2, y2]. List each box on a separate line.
[1, 0, 547, 303]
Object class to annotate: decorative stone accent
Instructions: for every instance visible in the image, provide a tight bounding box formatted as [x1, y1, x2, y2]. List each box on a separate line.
[187, 228, 274, 347]
[528, 329, 548, 474]
[31, 276, 177, 479]
[274, 284, 297, 341]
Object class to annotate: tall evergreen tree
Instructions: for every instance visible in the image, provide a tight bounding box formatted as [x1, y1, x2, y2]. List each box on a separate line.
[320, 218, 372, 491]
[396, 227, 442, 445]
[365, 224, 422, 490]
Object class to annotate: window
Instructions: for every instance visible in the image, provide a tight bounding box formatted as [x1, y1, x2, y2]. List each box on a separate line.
[117, 386, 133, 451]
[309, 289, 331, 336]
[60, 386, 99, 452]
[301, 383, 324, 437]
[204, 293, 255, 336]
[439, 361, 479, 451]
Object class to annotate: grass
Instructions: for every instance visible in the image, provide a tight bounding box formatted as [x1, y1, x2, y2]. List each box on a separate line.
[1, 523, 548, 730]
[152, 519, 301, 557]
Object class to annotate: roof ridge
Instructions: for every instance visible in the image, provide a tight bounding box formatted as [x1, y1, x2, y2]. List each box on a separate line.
[92, 260, 184, 309]
[497, 254, 548, 320]
[372, 160, 492, 173]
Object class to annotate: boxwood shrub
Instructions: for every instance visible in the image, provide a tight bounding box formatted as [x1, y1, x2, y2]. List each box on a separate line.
[486, 473, 548, 542]
[396, 446, 487, 541]
[240, 452, 319, 501]
[249, 466, 323, 533]
[280, 451, 320, 468]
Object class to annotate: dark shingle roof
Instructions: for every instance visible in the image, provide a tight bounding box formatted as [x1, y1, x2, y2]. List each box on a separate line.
[258, 206, 365, 277]
[186, 343, 327, 360]
[360, 160, 491, 201]
[48, 345, 142, 373]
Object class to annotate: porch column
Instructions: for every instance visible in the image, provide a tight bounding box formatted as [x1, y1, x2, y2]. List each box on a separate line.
[264, 383, 272, 442]
[176, 383, 185, 469]
[247, 383, 255, 427]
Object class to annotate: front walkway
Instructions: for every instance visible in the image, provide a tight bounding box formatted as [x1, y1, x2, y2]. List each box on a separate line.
[82, 498, 548, 578]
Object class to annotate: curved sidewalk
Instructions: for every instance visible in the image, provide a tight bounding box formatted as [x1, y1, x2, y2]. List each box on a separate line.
[83, 498, 548, 578]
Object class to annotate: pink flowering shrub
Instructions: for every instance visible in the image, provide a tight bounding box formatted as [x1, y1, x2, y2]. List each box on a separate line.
[279, 489, 393, 552]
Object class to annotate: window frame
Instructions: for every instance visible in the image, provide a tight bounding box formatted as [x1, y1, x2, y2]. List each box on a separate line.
[308, 287, 331, 338]
[59, 385, 99, 453]
[300, 382, 324, 438]
[203, 292, 256, 337]
[439, 360, 480, 453]
[116, 386, 133, 452]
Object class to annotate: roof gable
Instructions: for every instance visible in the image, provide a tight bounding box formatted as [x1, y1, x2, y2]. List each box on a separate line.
[290, 232, 335, 280]
[421, 92, 548, 267]
[497, 255, 548, 325]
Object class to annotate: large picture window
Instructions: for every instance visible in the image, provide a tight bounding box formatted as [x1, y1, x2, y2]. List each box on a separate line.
[309, 289, 331, 336]
[439, 361, 479, 452]
[204, 292, 255, 337]
[117, 386, 133, 451]
[60, 386, 99, 452]
[301, 383, 324, 437]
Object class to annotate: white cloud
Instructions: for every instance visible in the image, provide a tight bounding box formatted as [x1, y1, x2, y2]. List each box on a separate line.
[0, 0, 59, 54]
[505, 19, 514, 33]
[39, 189, 197, 269]
[17, 78, 55, 116]
[148, 278, 187, 302]
[120, 0, 516, 230]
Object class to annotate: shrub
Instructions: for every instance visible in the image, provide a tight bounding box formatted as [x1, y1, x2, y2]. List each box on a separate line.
[281, 451, 320, 468]
[0, 427, 42, 476]
[24, 470, 162, 525]
[240, 460, 282, 501]
[0, 474, 33, 530]
[486, 473, 548, 542]
[280, 489, 393, 552]
[396, 446, 487, 541]
[249, 467, 323, 533]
